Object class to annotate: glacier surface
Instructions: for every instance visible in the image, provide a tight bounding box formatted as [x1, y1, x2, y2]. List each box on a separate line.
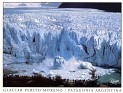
[3, 8, 121, 68]
[3, 8, 121, 79]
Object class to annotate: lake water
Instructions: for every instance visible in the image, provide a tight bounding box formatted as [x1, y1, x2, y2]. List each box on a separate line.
[98, 72, 121, 84]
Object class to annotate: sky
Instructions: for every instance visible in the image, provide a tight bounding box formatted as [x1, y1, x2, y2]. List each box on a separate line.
[3, 2, 121, 12]
[4, 3, 62, 8]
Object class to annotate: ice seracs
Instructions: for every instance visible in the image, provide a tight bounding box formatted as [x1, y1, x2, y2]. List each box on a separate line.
[3, 8, 121, 69]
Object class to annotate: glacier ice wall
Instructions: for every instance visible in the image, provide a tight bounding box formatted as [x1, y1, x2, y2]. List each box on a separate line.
[3, 9, 121, 68]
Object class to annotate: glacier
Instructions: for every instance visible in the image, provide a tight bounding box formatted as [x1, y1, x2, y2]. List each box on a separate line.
[3, 8, 121, 79]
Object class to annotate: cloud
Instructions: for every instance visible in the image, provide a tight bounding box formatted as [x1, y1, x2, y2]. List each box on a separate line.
[41, 2, 62, 7]
[4, 3, 62, 8]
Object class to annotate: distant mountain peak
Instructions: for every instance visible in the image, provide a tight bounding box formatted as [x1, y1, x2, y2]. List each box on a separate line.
[59, 3, 121, 12]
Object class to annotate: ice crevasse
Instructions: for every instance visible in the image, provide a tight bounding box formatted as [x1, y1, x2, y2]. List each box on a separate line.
[3, 9, 121, 68]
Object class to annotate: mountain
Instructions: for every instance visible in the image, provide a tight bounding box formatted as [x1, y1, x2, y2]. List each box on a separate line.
[59, 3, 121, 12]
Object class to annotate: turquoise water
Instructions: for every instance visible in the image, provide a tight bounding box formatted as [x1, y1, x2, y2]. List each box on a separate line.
[98, 72, 121, 84]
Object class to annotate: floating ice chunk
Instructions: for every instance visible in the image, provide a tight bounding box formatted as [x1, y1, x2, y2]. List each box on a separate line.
[53, 56, 65, 69]
[79, 61, 94, 70]
[32, 69, 41, 75]
[47, 71, 54, 77]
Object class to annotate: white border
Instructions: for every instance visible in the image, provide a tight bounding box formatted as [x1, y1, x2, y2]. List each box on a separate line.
[0, 0, 122, 93]
[0, 1, 3, 92]
[0, 0, 123, 2]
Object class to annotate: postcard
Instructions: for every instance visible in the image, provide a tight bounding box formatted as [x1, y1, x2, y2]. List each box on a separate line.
[1, 0, 122, 93]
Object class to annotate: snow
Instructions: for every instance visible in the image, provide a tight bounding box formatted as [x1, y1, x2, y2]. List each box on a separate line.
[3, 8, 121, 80]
